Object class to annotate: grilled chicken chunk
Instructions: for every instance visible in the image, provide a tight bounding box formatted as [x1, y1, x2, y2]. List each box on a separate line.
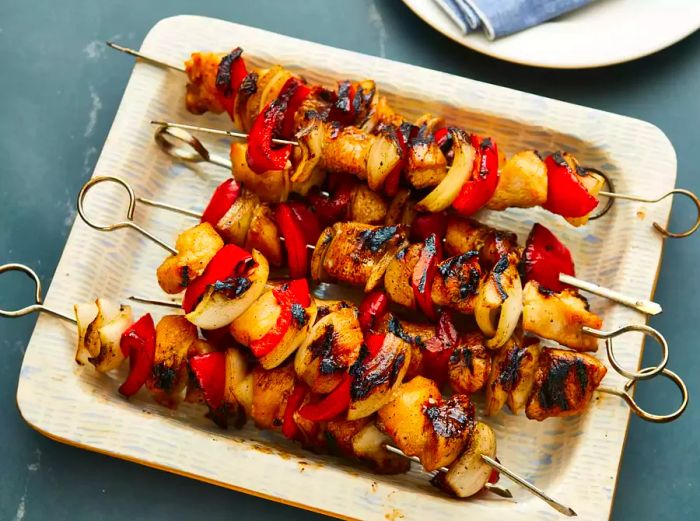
[448, 332, 492, 394]
[431, 252, 482, 315]
[487, 150, 547, 210]
[156, 223, 224, 294]
[526, 348, 607, 421]
[249, 364, 297, 431]
[522, 281, 603, 351]
[184, 52, 226, 115]
[146, 315, 198, 408]
[405, 139, 447, 189]
[485, 334, 541, 416]
[231, 285, 317, 370]
[444, 217, 519, 261]
[378, 376, 474, 471]
[312, 222, 408, 290]
[295, 307, 363, 393]
[348, 332, 411, 420]
[321, 126, 377, 179]
[348, 184, 388, 224]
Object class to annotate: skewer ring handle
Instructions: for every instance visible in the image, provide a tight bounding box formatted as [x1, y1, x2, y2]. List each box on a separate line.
[607, 367, 689, 423]
[583, 324, 668, 380]
[651, 189, 700, 239]
[154, 125, 211, 163]
[585, 167, 615, 220]
[0, 263, 45, 318]
[77, 176, 177, 255]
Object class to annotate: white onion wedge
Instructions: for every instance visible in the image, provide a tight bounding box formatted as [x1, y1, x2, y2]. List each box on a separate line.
[475, 261, 523, 349]
[74, 301, 99, 365]
[186, 250, 269, 330]
[366, 132, 401, 192]
[441, 422, 496, 498]
[291, 119, 325, 183]
[93, 306, 133, 372]
[415, 131, 475, 212]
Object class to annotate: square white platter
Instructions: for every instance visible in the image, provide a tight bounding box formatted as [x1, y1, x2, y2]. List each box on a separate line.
[16, 15, 676, 521]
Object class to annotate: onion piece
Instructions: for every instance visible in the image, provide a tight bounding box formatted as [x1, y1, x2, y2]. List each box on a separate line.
[291, 119, 325, 183]
[93, 306, 133, 372]
[74, 301, 99, 365]
[415, 130, 475, 212]
[440, 422, 496, 498]
[474, 260, 523, 349]
[186, 250, 269, 330]
[366, 132, 401, 192]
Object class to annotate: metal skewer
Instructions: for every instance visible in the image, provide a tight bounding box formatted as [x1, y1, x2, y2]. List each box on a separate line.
[107, 39, 700, 239]
[106, 41, 185, 72]
[150, 119, 700, 240]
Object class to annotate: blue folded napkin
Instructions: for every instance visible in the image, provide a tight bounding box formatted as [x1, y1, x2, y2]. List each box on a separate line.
[434, 0, 592, 39]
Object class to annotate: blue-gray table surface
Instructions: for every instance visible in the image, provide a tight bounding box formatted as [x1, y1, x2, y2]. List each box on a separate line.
[1, 1, 698, 520]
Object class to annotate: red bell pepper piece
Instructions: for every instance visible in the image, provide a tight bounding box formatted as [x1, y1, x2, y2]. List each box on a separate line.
[523, 223, 575, 293]
[119, 314, 156, 398]
[286, 201, 322, 245]
[189, 351, 226, 411]
[358, 290, 389, 333]
[299, 373, 352, 422]
[182, 244, 254, 313]
[246, 99, 292, 174]
[542, 152, 599, 218]
[249, 279, 310, 358]
[279, 78, 312, 139]
[201, 179, 241, 227]
[364, 332, 387, 358]
[410, 212, 447, 242]
[422, 310, 458, 386]
[214, 48, 248, 120]
[276, 203, 309, 278]
[452, 134, 500, 217]
[412, 233, 442, 321]
[307, 178, 355, 224]
[328, 80, 357, 125]
[282, 381, 309, 440]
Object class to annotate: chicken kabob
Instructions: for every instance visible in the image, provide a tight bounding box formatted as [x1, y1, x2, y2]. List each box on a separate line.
[108, 42, 699, 236]
[106, 157, 661, 318]
[76, 179, 674, 419]
[1, 262, 584, 515]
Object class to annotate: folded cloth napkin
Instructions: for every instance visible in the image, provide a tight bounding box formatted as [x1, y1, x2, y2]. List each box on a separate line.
[434, 0, 592, 39]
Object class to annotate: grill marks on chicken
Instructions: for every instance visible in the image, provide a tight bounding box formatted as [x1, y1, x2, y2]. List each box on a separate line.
[526, 348, 607, 421]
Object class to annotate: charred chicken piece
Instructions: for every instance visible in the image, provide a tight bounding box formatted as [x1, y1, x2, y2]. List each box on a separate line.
[431, 252, 482, 315]
[526, 348, 607, 421]
[156, 223, 224, 294]
[248, 364, 297, 431]
[348, 332, 411, 420]
[447, 332, 492, 394]
[487, 150, 548, 211]
[184, 52, 226, 114]
[378, 376, 474, 471]
[312, 222, 408, 290]
[485, 334, 541, 416]
[146, 315, 198, 408]
[522, 280, 603, 352]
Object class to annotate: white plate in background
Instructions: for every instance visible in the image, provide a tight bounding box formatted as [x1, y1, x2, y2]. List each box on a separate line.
[403, 0, 700, 68]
